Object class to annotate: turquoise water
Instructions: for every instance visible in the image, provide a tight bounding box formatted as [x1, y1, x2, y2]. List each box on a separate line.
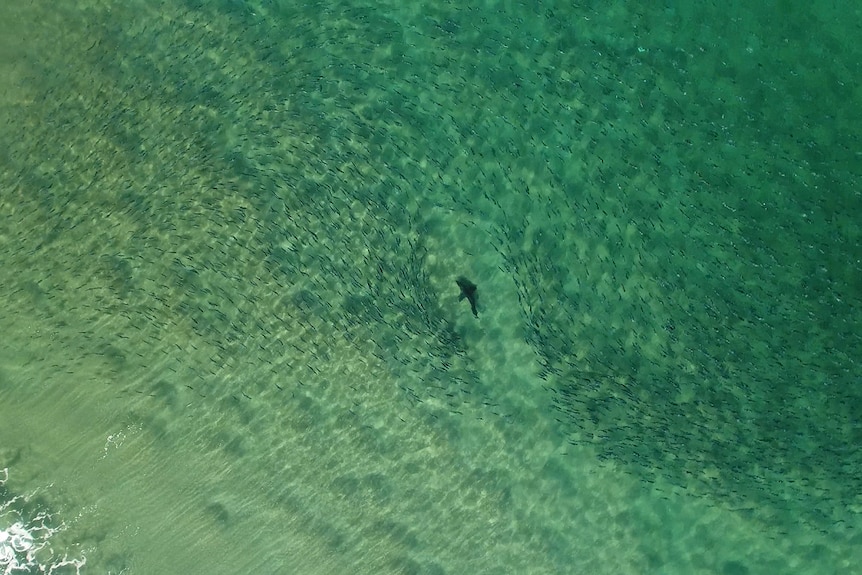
[1, 1, 860, 573]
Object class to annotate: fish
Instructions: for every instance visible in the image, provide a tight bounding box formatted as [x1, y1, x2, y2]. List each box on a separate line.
[456, 277, 479, 317]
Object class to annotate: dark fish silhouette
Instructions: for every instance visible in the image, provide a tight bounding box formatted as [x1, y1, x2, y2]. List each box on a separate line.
[456, 277, 478, 317]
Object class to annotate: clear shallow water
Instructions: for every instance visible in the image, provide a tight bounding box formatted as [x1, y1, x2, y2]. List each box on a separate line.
[1, 1, 860, 573]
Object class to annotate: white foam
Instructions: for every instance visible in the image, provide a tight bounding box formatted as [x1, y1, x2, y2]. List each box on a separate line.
[0, 468, 86, 575]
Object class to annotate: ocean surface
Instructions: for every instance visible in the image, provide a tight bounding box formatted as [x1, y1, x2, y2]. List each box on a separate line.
[1, 1, 860, 574]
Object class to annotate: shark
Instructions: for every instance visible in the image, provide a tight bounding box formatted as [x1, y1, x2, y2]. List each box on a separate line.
[456, 277, 479, 318]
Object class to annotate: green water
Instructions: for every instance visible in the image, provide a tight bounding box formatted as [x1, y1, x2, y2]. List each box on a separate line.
[1, 1, 860, 573]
